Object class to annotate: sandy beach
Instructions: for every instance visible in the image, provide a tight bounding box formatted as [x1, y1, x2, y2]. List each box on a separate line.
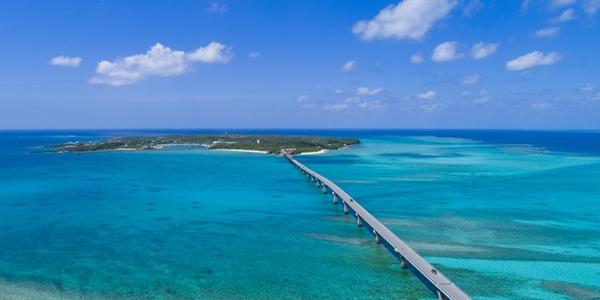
[298, 149, 329, 155]
[211, 148, 269, 154]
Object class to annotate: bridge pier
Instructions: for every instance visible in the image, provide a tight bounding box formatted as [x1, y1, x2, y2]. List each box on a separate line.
[373, 230, 381, 244]
[343, 202, 349, 214]
[332, 192, 338, 204]
[400, 256, 408, 269]
[437, 290, 445, 300]
[322, 185, 327, 194]
[356, 213, 363, 227]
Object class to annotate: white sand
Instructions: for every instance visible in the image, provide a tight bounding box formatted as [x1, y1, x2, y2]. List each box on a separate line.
[212, 149, 269, 154]
[298, 149, 329, 155]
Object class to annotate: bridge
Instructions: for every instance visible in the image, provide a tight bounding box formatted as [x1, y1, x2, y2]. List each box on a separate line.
[284, 152, 471, 300]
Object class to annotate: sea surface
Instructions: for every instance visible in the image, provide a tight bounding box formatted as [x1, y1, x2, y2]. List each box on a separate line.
[0, 129, 599, 299]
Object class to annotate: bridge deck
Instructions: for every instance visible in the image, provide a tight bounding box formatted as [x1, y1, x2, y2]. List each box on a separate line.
[284, 154, 470, 300]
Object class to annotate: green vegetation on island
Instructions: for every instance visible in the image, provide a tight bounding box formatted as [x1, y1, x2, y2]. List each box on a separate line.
[54, 134, 360, 154]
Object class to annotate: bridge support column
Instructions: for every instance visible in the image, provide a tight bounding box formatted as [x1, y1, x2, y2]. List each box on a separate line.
[373, 230, 381, 244]
[343, 203, 349, 214]
[310, 176, 315, 182]
[437, 290, 444, 300]
[356, 214, 363, 227]
[400, 256, 408, 269]
[322, 185, 327, 194]
[332, 193, 338, 204]
[315, 180, 320, 187]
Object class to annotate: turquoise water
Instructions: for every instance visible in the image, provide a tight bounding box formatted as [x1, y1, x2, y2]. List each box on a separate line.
[1, 131, 599, 299]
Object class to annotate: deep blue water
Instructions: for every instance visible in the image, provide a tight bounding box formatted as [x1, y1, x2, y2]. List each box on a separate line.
[1, 130, 599, 299]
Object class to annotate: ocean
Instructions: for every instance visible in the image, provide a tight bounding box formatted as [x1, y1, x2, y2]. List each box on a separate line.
[0, 130, 599, 299]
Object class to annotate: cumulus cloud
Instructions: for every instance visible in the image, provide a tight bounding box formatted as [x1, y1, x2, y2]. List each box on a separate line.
[49, 56, 82, 67]
[410, 53, 423, 64]
[352, 0, 457, 41]
[417, 90, 437, 99]
[533, 27, 560, 37]
[471, 42, 499, 59]
[187, 42, 233, 63]
[342, 60, 355, 72]
[461, 74, 480, 86]
[506, 51, 561, 71]
[90, 42, 233, 86]
[432, 41, 461, 62]
[585, 0, 600, 15]
[356, 86, 384, 96]
[554, 8, 576, 22]
[207, 1, 228, 13]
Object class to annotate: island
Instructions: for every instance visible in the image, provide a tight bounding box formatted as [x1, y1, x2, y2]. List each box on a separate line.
[53, 134, 360, 155]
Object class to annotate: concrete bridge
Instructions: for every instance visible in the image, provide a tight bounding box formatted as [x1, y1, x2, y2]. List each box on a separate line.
[284, 153, 471, 300]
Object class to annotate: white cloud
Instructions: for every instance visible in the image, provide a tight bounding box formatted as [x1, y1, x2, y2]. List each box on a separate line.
[357, 100, 386, 111]
[248, 52, 261, 59]
[324, 103, 352, 111]
[531, 102, 552, 110]
[90, 42, 233, 86]
[342, 60, 355, 72]
[49, 56, 82, 67]
[463, 0, 483, 16]
[473, 90, 491, 103]
[554, 8, 576, 22]
[335, 89, 344, 94]
[550, 0, 576, 8]
[296, 95, 315, 109]
[187, 42, 233, 63]
[585, 0, 600, 15]
[324, 96, 386, 112]
[352, 0, 457, 41]
[410, 53, 423, 64]
[422, 103, 443, 111]
[432, 41, 461, 62]
[581, 83, 595, 91]
[461, 74, 480, 86]
[506, 51, 561, 71]
[207, 1, 228, 13]
[533, 27, 560, 37]
[356, 86, 384, 96]
[520, 0, 532, 12]
[471, 42, 499, 59]
[417, 90, 437, 99]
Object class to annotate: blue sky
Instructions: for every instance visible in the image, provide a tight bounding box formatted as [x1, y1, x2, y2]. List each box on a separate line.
[1, 0, 599, 129]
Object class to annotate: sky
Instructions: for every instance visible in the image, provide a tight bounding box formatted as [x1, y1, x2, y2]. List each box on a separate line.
[1, 0, 599, 129]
